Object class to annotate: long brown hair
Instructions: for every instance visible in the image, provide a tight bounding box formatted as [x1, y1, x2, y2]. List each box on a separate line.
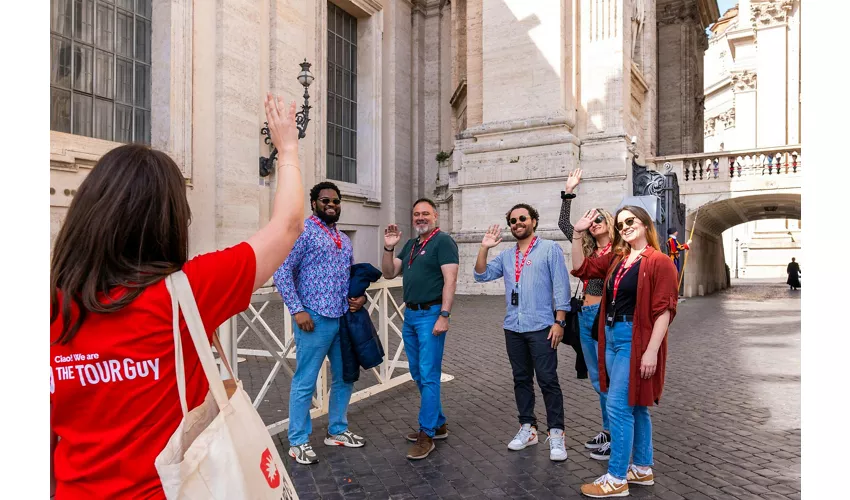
[611, 205, 661, 256]
[50, 145, 192, 345]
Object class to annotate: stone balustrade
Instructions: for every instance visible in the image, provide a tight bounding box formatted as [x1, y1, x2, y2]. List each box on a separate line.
[647, 145, 801, 182]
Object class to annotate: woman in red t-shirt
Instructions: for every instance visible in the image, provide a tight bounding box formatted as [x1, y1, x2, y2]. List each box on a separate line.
[50, 95, 305, 499]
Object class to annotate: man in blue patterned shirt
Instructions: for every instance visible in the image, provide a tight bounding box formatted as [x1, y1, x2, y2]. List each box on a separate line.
[274, 181, 367, 465]
[473, 203, 571, 462]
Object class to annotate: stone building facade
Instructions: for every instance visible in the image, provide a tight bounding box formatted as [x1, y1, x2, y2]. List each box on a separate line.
[703, 0, 801, 279]
[49, 0, 717, 293]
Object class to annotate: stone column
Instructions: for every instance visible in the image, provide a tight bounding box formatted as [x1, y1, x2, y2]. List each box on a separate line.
[656, 0, 710, 156]
[752, 0, 794, 147]
[731, 70, 757, 149]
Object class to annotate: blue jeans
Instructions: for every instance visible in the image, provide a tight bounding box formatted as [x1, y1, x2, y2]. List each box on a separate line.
[402, 305, 447, 438]
[578, 303, 609, 431]
[605, 321, 653, 479]
[288, 308, 354, 446]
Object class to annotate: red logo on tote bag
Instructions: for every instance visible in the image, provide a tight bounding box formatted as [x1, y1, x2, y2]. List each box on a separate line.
[261, 448, 281, 488]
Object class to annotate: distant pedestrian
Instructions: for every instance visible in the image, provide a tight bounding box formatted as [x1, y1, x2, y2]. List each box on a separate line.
[474, 203, 570, 462]
[786, 258, 800, 290]
[382, 198, 459, 461]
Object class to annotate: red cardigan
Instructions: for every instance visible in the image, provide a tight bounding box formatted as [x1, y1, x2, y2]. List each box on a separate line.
[571, 246, 679, 406]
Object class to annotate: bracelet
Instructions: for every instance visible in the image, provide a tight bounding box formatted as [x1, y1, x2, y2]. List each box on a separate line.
[384, 246, 395, 252]
[561, 191, 576, 200]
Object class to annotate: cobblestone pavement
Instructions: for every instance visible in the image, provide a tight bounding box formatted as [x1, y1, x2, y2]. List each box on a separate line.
[240, 281, 800, 499]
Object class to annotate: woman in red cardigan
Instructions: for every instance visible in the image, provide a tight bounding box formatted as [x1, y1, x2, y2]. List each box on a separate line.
[571, 206, 679, 498]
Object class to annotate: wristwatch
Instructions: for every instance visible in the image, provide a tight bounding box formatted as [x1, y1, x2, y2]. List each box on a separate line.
[440, 310, 451, 318]
[555, 319, 567, 328]
[561, 191, 576, 200]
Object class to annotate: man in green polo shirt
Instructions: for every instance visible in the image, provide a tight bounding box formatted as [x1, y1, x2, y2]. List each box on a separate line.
[382, 198, 459, 460]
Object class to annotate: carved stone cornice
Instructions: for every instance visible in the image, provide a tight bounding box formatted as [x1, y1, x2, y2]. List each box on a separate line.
[704, 108, 736, 137]
[731, 70, 757, 92]
[657, 0, 699, 27]
[750, 0, 794, 29]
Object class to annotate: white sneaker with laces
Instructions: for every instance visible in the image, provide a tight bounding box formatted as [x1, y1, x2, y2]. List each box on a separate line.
[507, 423, 538, 450]
[547, 428, 568, 461]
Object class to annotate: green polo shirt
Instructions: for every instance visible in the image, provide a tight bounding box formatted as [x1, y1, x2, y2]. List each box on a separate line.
[397, 230, 459, 305]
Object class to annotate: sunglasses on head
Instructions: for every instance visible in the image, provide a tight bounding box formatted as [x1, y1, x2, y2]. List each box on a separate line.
[319, 197, 341, 205]
[615, 217, 638, 232]
[509, 215, 530, 225]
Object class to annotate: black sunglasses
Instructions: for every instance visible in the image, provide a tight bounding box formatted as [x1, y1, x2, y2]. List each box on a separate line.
[592, 214, 606, 225]
[509, 215, 531, 225]
[615, 217, 638, 232]
[319, 197, 341, 205]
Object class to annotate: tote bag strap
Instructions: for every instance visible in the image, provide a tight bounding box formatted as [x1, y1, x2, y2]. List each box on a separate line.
[169, 271, 230, 411]
[165, 275, 189, 416]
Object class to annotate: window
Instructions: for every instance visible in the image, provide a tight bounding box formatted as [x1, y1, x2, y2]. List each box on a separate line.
[50, 0, 152, 144]
[327, 3, 357, 183]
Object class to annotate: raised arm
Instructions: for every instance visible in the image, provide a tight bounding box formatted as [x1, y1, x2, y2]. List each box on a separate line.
[570, 208, 596, 271]
[246, 95, 305, 290]
[558, 169, 582, 241]
[382, 224, 403, 279]
[473, 225, 506, 282]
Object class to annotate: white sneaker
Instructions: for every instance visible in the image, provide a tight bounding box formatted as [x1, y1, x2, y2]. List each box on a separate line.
[547, 428, 568, 461]
[507, 423, 538, 450]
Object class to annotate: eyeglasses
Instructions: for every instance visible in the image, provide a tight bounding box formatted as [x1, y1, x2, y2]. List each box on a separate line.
[615, 217, 638, 232]
[509, 215, 530, 225]
[319, 197, 341, 205]
[592, 214, 606, 225]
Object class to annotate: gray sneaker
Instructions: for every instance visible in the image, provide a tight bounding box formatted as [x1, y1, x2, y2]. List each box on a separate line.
[547, 429, 568, 462]
[289, 443, 319, 465]
[507, 424, 538, 450]
[324, 429, 366, 448]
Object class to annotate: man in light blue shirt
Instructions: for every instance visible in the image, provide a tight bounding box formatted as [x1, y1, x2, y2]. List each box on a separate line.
[473, 203, 570, 462]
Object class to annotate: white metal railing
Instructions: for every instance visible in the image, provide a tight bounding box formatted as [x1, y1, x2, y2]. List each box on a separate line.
[219, 278, 447, 437]
[647, 144, 801, 182]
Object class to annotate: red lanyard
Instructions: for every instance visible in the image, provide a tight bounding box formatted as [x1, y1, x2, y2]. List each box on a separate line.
[310, 215, 342, 249]
[611, 250, 645, 305]
[583, 242, 612, 291]
[408, 228, 441, 268]
[514, 236, 538, 287]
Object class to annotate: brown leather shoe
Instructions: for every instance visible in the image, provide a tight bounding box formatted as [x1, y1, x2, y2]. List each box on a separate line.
[406, 423, 448, 442]
[406, 431, 435, 460]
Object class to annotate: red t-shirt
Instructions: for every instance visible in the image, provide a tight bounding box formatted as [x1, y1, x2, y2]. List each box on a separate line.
[50, 243, 256, 500]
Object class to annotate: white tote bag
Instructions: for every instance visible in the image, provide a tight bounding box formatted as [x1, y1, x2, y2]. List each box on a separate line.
[155, 271, 298, 500]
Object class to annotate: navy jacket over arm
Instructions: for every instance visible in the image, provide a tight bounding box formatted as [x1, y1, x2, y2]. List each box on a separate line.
[340, 263, 385, 383]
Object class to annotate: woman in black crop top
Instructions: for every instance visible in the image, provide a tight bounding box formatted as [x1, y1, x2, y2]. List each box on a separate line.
[558, 168, 617, 459]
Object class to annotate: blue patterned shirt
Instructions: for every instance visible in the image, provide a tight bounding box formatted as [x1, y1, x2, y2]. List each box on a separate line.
[273, 217, 354, 318]
[473, 238, 571, 333]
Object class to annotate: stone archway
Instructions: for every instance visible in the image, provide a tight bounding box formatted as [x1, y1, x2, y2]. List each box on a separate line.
[679, 192, 801, 297]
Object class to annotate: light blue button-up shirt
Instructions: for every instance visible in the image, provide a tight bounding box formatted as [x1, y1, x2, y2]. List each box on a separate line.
[473, 238, 571, 333]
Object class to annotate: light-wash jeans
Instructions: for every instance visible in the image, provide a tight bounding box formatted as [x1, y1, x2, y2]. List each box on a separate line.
[288, 308, 354, 447]
[402, 305, 448, 437]
[605, 320, 653, 479]
[578, 302, 609, 431]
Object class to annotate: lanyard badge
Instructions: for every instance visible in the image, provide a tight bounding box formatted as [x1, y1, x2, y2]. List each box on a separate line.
[512, 237, 538, 305]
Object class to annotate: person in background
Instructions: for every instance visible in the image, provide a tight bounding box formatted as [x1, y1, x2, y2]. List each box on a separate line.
[665, 227, 691, 277]
[571, 206, 679, 498]
[50, 95, 304, 499]
[474, 203, 570, 462]
[786, 257, 801, 290]
[382, 199, 459, 461]
[558, 168, 616, 461]
[273, 180, 368, 465]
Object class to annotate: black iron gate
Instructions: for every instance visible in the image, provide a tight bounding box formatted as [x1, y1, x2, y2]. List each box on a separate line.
[632, 157, 686, 254]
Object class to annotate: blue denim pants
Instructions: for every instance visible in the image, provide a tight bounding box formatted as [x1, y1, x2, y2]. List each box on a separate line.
[578, 303, 609, 431]
[605, 320, 653, 479]
[288, 308, 354, 447]
[402, 305, 448, 437]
